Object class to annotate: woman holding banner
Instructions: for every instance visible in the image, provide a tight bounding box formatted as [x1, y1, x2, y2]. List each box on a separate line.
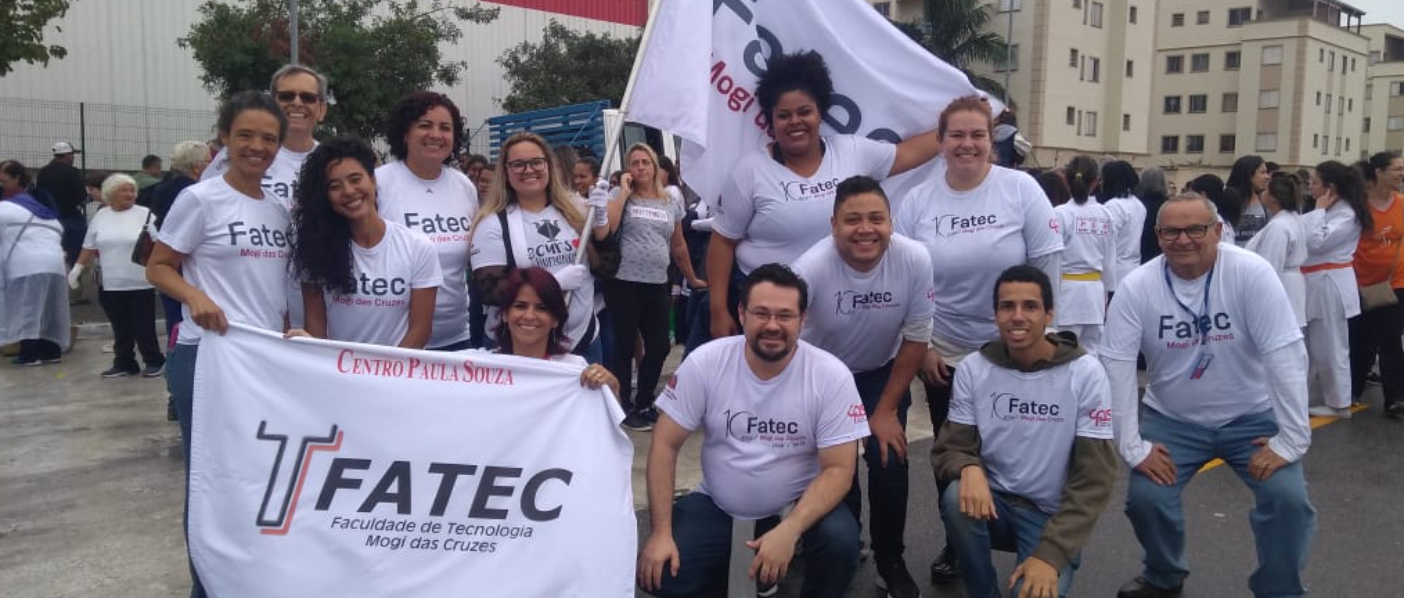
[707, 50, 943, 340]
[492, 266, 619, 396]
[469, 132, 610, 363]
[146, 90, 291, 598]
[290, 137, 442, 348]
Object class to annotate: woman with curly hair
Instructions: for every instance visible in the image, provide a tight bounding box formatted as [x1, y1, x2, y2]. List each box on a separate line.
[289, 137, 442, 348]
[708, 50, 943, 340]
[469, 132, 609, 362]
[376, 91, 480, 351]
[1302, 160, 1371, 418]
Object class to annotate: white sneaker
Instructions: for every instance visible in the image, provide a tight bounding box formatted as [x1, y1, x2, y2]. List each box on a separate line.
[1308, 405, 1352, 419]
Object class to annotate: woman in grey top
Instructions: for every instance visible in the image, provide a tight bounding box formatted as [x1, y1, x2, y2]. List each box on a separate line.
[605, 143, 706, 430]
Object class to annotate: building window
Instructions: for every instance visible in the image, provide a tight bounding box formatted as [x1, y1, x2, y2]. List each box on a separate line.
[996, 44, 1020, 72]
[1388, 117, 1404, 131]
[1123, 114, 1131, 131]
[1256, 133, 1278, 152]
[1370, 50, 1381, 65]
[1393, 82, 1404, 96]
[1228, 7, 1251, 27]
[1351, 57, 1356, 71]
[1164, 95, 1183, 114]
[1088, 57, 1101, 82]
[872, 2, 891, 17]
[1322, 137, 1329, 155]
[1191, 53, 1210, 72]
[1259, 89, 1280, 108]
[1090, 2, 1103, 27]
[1186, 135, 1206, 153]
[1220, 134, 1237, 153]
[1171, 12, 1184, 27]
[1073, 0, 1081, 8]
[1338, 97, 1344, 115]
[1070, 48, 1080, 67]
[1222, 92, 1239, 112]
[1067, 106, 1077, 125]
[1315, 91, 1322, 105]
[1325, 93, 1332, 113]
[1083, 111, 1098, 136]
[1364, 118, 1371, 133]
[1196, 10, 1210, 24]
[1348, 98, 1353, 112]
[1130, 5, 1138, 23]
[1126, 60, 1134, 77]
[1342, 54, 1348, 72]
[1335, 137, 1341, 156]
[1225, 51, 1241, 70]
[1346, 138, 1351, 153]
[998, 0, 1023, 11]
[1188, 95, 1208, 113]
[1161, 136, 1180, 153]
[1166, 55, 1184, 73]
[1328, 50, 1335, 71]
[1319, 48, 1325, 63]
[1262, 45, 1283, 65]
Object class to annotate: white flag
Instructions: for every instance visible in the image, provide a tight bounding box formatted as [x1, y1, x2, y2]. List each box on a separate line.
[189, 325, 636, 597]
[626, 0, 999, 206]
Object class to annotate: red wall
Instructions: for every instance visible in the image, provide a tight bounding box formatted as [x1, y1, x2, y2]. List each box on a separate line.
[485, 0, 647, 27]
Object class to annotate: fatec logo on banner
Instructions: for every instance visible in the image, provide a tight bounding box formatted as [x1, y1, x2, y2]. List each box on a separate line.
[252, 420, 574, 553]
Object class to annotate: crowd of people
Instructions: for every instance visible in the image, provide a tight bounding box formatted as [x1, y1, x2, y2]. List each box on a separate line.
[2, 50, 1402, 598]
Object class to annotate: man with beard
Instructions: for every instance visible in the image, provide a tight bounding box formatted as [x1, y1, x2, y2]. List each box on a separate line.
[637, 264, 869, 598]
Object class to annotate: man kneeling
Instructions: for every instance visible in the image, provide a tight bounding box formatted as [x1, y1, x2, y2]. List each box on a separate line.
[638, 264, 869, 598]
[933, 266, 1118, 598]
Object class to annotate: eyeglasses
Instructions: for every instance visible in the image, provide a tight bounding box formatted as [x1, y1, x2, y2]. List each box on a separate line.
[746, 309, 799, 324]
[275, 91, 321, 105]
[1156, 224, 1214, 241]
[507, 158, 549, 173]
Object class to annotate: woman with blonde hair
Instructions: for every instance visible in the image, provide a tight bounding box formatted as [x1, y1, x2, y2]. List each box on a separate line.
[470, 132, 609, 362]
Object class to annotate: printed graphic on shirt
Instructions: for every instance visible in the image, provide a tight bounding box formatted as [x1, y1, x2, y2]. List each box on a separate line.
[935, 213, 1004, 238]
[780, 177, 841, 202]
[403, 211, 473, 243]
[832, 290, 900, 315]
[1075, 216, 1112, 236]
[626, 205, 673, 222]
[990, 391, 1067, 423]
[330, 275, 412, 308]
[528, 219, 580, 269]
[1157, 311, 1236, 349]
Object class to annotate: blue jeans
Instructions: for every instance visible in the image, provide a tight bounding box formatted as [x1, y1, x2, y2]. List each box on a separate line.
[683, 289, 712, 357]
[165, 342, 207, 598]
[841, 360, 910, 562]
[653, 492, 860, 598]
[941, 482, 1079, 598]
[1127, 408, 1316, 597]
[159, 292, 183, 341]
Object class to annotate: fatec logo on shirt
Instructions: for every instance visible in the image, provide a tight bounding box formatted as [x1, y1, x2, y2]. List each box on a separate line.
[990, 391, 1064, 423]
[781, 177, 840, 202]
[934, 213, 1001, 238]
[833, 290, 897, 315]
[724, 409, 800, 442]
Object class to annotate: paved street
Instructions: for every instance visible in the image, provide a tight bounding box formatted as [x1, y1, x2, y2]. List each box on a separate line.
[2, 335, 1401, 597]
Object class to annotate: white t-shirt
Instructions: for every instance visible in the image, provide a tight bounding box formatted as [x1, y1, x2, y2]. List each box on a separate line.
[1245, 210, 1308, 327]
[793, 234, 936, 372]
[159, 177, 291, 344]
[83, 205, 157, 291]
[470, 203, 596, 349]
[1302, 201, 1363, 320]
[1100, 245, 1304, 428]
[657, 336, 869, 520]
[202, 145, 315, 209]
[1054, 200, 1115, 326]
[894, 166, 1064, 351]
[376, 161, 480, 348]
[713, 135, 897, 274]
[950, 350, 1113, 514]
[0, 201, 65, 279]
[320, 221, 442, 346]
[1103, 195, 1147, 292]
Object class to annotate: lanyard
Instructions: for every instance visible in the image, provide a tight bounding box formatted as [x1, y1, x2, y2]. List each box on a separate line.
[1163, 262, 1215, 340]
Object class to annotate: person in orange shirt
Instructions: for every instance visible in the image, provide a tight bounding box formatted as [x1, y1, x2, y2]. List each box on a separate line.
[1349, 151, 1404, 418]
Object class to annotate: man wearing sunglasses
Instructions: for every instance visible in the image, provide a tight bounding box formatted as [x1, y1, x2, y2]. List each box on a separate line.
[1099, 193, 1315, 598]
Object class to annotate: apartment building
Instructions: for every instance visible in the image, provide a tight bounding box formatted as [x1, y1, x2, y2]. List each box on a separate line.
[1363, 24, 1404, 155]
[868, 0, 1157, 169]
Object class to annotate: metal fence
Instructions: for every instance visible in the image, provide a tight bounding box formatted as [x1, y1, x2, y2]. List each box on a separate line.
[0, 97, 218, 174]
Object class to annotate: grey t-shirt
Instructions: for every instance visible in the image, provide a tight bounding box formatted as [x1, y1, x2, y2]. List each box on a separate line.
[614, 187, 684, 284]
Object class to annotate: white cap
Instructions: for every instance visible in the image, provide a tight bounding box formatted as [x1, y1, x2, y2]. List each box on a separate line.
[51, 141, 81, 155]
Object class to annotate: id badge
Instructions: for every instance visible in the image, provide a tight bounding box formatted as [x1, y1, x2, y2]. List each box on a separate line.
[1190, 353, 1213, 380]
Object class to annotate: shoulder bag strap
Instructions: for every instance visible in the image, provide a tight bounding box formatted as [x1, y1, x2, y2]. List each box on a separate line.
[497, 210, 515, 270]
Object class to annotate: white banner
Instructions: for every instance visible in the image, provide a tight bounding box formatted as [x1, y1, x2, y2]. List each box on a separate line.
[627, 0, 999, 206]
[189, 325, 636, 597]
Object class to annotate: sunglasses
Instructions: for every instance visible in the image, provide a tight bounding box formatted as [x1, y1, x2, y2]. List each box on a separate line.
[275, 91, 321, 104]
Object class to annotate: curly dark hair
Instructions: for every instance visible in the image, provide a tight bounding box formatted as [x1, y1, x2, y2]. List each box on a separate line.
[291, 136, 379, 295]
[384, 91, 464, 164]
[1097, 160, 1140, 202]
[755, 50, 834, 129]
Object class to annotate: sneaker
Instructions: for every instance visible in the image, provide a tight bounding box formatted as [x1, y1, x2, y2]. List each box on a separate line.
[141, 364, 166, 378]
[929, 546, 960, 582]
[11, 356, 43, 367]
[1308, 405, 1352, 419]
[166, 399, 179, 422]
[42, 358, 61, 364]
[641, 405, 659, 424]
[757, 580, 779, 598]
[1385, 402, 1404, 418]
[621, 411, 654, 431]
[876, 558, 922, 598]
[100, 367, 134, 378]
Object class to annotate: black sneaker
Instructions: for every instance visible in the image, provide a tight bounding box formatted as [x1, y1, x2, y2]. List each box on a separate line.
[101, 367, 134, 378]
[876, 558, 922, 598]
[166, 399, 179, 422]
[141, 364, 165, 378]
[1386, 402, 1404, 418]
[757, 580, 779, 597]
[641, 405, 659, 424]
[929, 546, 960, 582]
[621, 411, 653, 431]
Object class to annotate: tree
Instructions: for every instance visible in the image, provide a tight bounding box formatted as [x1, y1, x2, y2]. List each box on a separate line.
[178, 0, 498, 140]
[0, 0, 72, 76]
[497, 20, 639, 113]
[895, 0, 1010, 99]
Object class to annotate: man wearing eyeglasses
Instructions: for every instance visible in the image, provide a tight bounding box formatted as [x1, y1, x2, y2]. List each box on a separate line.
[789, 176, 933, 598]
[1100, 193, 1315, 598]
[638, 264, 869, 598]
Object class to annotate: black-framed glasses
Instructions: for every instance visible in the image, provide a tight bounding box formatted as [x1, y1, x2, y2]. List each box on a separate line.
[507, 158, 548, 173]
[275, 91, 321, 105]
[1156, 224, 1214, 241]
[746, 309, 799, 324]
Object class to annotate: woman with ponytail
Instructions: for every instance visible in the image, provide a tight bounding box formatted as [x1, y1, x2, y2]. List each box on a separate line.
[1053, 155, 1114, 347]
[1349, 151, 1404, 418]
[1303, 160, 1371, 418]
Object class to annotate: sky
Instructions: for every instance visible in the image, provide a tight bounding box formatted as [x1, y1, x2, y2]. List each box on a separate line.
[1351, 0, 1404, 28]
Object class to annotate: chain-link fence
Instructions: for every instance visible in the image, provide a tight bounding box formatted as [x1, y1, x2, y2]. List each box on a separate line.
[0, 97, 218, 174]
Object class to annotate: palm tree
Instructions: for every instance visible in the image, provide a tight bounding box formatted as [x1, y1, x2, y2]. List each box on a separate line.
[895, 0, 1011, 99]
